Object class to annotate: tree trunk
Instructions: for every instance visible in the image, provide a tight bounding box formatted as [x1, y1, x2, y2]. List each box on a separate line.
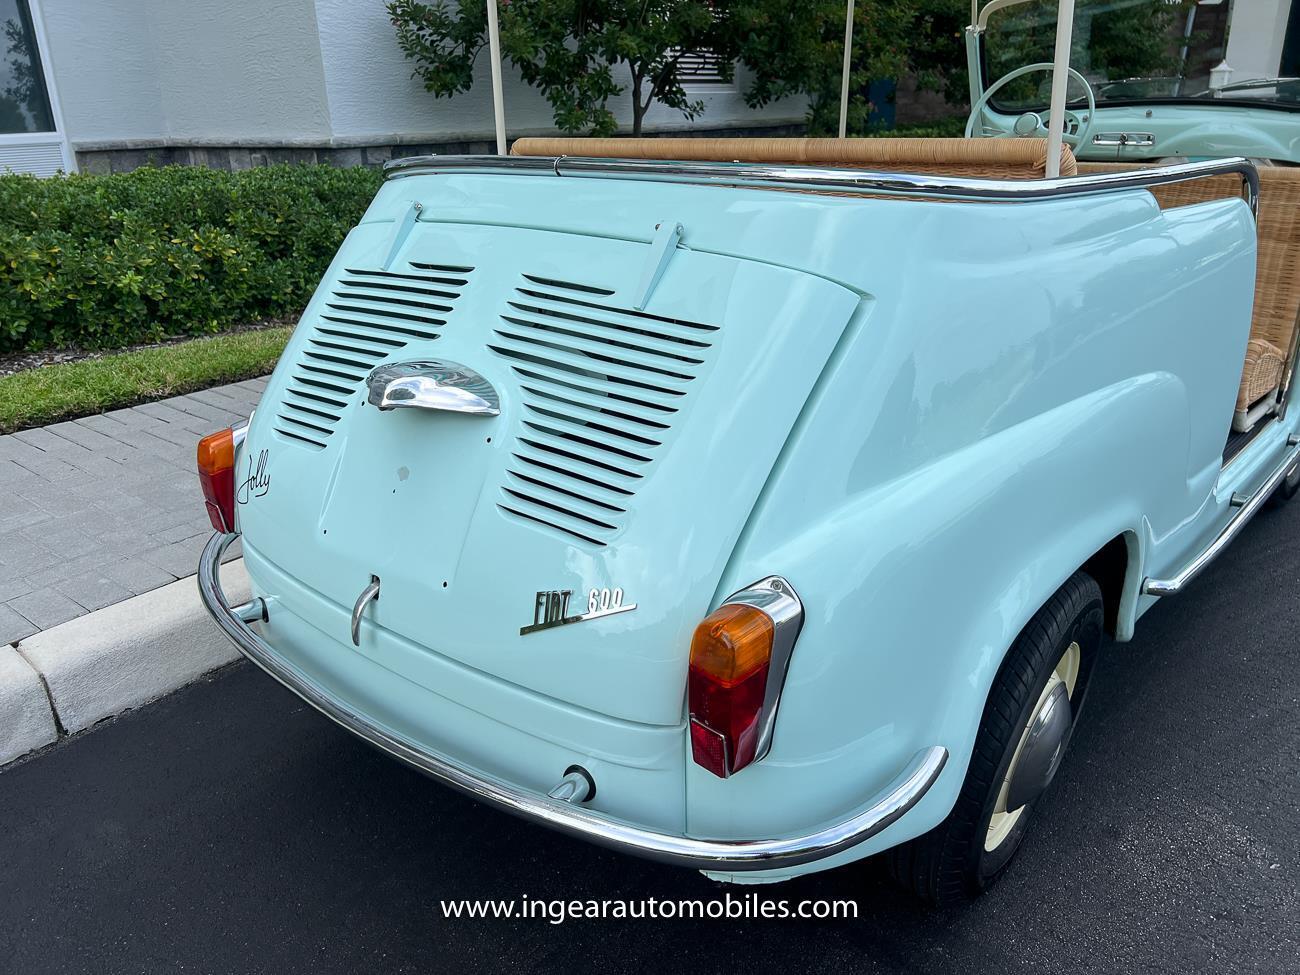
[630, 73, 645, 137]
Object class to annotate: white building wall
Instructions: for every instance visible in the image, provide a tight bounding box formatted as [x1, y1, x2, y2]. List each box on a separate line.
[38, 0, 165, 144]
[41, 0, 803, 155]
[314, 0, 553, 142]
[151, 0, 332, 143]
[312, 0, 804, 143]
[40, 0, 333, 149]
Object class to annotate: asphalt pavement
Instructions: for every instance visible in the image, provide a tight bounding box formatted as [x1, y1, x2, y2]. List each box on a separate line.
[3, 497, 1298, 974]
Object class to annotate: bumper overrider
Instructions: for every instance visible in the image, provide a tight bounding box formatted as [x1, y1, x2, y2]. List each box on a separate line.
[199, 532, 948, 871]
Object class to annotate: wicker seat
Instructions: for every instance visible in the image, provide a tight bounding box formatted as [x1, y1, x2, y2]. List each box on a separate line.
[1080, 163, 1300, 431]
[511, 137, 1078, 180]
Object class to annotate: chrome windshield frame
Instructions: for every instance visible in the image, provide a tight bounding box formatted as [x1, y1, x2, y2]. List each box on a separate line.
[383, 154, 1259, 221]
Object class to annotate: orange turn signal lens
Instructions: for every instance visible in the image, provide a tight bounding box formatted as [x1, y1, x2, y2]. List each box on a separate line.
[197, 427, 235, 477]
[197, 428, 237, 533]
[687, 604, 775, 777]
[689, 605, 774, 685]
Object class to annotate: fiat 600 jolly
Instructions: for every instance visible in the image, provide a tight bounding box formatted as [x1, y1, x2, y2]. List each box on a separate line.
[196, 130, 1300, 903]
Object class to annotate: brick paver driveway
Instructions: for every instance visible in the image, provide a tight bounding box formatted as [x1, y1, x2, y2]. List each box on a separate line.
[0, 378, 266, 644]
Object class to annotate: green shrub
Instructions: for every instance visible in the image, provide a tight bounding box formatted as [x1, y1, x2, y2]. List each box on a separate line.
[865, 116, 968, 139]
[0, 164, 382, 353]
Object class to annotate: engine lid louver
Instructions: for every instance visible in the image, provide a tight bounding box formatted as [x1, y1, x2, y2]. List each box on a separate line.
[490, 275, 719, 547]
[274, 262, 474, 449]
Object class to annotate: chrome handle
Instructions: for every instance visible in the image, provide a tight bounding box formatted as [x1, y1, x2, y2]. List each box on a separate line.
[351, 577, 381, 646]
[1092, 132, 1155, 148]
[366, 359, 500, 416]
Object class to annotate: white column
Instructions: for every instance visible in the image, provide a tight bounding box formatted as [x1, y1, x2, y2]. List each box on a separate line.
[838, 0, 856, 139]
[1044, 0, 1076, 179]
[1223, 0, 1290, 82]
[486, 0, 507, 155]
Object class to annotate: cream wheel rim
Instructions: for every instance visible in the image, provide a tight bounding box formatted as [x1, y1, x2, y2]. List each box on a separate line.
[984, 641, 1080, 853]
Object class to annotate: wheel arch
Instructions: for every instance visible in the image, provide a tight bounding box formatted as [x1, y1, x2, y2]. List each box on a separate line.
[1079, 530, 1142, 641]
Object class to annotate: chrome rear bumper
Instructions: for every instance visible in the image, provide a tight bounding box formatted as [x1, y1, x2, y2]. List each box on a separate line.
[198, 532, 948, 872]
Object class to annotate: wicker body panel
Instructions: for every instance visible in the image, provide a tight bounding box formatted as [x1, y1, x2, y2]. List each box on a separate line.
[1080, 163, 1300, 414]
[511, 137, 1078, 180]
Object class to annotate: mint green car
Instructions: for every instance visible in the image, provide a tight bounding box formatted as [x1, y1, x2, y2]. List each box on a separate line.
[193, 1, 1300, 907]
[191, 127, 1300, 905]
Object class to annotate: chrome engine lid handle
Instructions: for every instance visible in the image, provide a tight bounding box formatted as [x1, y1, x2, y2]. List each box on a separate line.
[351, 577, 381, 647]
[366, 359, 500, 416]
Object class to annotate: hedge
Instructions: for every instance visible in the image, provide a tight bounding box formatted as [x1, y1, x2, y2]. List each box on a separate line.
[0, 164, 382, 353]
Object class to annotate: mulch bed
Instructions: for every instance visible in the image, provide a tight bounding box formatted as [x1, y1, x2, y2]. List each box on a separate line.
[0, 316, 297, 378]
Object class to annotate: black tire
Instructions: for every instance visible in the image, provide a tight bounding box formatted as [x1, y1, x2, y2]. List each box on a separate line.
[886, 571, 1103, 906]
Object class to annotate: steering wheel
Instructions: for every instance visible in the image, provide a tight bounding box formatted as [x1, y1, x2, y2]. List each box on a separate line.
[966, 62, 1096, 150]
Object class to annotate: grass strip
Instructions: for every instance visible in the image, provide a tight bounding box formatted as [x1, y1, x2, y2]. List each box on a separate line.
[0, 327, 292, 434]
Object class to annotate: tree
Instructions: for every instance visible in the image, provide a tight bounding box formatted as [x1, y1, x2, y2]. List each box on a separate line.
[387, 0, 736, 137]
[725, 0, 967, 136]
[962, 0, 1197, 106]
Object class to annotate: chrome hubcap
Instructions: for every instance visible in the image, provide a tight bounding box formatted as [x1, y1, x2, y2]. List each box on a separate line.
[984, 641, 1080, 853]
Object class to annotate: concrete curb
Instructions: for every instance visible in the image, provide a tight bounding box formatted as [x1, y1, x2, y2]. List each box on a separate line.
[1, 560, 248, 765]
[0, 645, 59, 765]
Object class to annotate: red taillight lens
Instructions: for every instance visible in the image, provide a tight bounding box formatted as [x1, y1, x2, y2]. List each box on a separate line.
[687, 603, 775, 778]
[197, 428, 236, 533]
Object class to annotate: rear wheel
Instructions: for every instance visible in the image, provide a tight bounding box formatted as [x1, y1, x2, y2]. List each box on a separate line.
[886, 571, 1103, 905]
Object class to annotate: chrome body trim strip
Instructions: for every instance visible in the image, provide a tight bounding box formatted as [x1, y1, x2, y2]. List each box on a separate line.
[716, 575, 804, 767]
[518, 600, 637, 636]
[383, 154, 1259, 220]
[1143, 438, 1300, 596]
[198, 533, 947, 870]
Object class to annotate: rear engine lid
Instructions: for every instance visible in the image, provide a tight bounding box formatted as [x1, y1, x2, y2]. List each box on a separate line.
[239, 218, 861, 726]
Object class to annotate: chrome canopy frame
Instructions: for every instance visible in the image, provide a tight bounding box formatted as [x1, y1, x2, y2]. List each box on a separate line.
[383, 154, 1260, 221]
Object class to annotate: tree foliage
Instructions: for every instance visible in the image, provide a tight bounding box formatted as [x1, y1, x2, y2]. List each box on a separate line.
[388, 0, 735, 137]
[388, 0, 490, 100]
[982, 0, 1197, 105]
[388, 0, 1199, 141]
[725, 0, 966, 136]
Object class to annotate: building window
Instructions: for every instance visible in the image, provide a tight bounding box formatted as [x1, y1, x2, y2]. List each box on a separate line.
[672, 1, 731, 87]
[675, 49, 732, 86]
[0, 0, 54, 134]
